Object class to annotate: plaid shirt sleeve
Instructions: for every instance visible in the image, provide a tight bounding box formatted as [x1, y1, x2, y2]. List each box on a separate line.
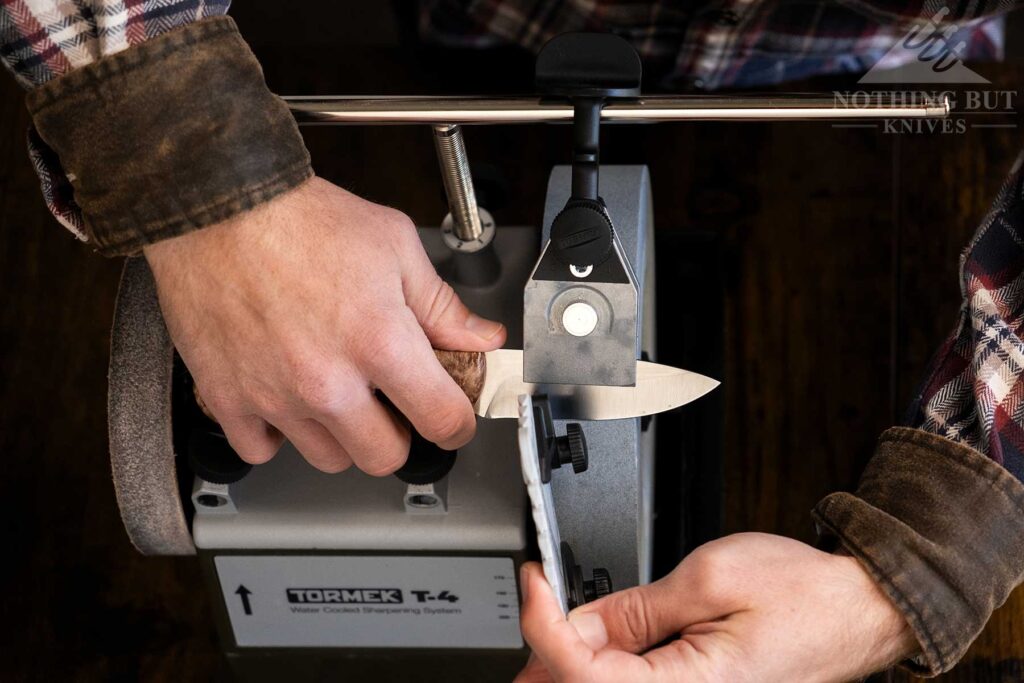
[909, 154, 1024, 483]
[0, 0, 230, 239]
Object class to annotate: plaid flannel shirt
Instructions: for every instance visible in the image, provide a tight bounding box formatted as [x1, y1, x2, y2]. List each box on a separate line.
[1, 0, 1023, 482]
[0, 0, 230, 238]
[419, 1, 1007, 89]
[909, 154, 1024, 481]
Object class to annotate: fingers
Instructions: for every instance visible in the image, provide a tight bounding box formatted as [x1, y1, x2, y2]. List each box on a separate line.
[399, 240, 506, 352]
[367, 312, 479, 451]
[519, 563, 671, 683]
[275, 419, 354, 474]
[575, 547, 742, 654]
[518, 563, 596, 679]
[574, 583, 686, 654]
[314, 386, 412, 476]
[218, 414, 285, 465]
[518, 548, 749, 683]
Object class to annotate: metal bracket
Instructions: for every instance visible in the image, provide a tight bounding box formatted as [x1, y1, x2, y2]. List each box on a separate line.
[192, 479, 237, 515]
[403, 478, 449, 514]
[524, 238, 638, 386]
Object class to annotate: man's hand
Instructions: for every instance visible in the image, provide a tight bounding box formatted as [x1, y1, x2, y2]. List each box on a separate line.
[143, 177, 506, 475]
[517, 533, 919, 683]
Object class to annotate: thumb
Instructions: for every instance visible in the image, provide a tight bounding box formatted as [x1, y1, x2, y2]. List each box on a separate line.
[573, 584, 675, 654]
[403, 261, 506, 352]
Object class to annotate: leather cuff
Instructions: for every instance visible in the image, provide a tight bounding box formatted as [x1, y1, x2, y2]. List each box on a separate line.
[26, 16, 312, 256]
[813, 427, 1024, 676]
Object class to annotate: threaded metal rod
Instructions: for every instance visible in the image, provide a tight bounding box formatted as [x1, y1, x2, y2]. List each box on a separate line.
[433, 124, 482, 242]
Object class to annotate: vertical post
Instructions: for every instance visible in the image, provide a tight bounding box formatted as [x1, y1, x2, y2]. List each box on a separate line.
[571, 99, 601, 201]
[432, 124, 483, 243]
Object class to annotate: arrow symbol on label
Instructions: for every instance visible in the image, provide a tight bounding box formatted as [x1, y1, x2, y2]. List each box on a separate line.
[235, 585, 253, 615]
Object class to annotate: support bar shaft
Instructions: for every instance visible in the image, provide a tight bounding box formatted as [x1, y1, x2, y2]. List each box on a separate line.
[286, 94, 949, 125]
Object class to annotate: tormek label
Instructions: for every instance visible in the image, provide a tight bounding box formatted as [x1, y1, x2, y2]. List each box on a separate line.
[215, 555, 523, 649]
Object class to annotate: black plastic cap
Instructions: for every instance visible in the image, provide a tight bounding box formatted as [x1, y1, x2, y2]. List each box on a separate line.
[585, 567, 613, 602]
[550, 199, 613, 267]
[394, 431, 457, 485]
[561, 542, 585, 610]
[536, 33, 642, 98]
[565, 423, 588, 474]
[188, 429, 253, 485]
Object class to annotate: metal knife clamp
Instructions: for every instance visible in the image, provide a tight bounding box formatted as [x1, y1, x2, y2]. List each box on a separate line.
[106, 33, 949, 683]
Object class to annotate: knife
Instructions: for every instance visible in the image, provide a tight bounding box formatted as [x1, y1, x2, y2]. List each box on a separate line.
[435, 349, 718, 420]
[188, 349, 717, 480]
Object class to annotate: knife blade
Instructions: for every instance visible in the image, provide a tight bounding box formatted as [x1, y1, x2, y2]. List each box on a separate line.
[435, 349, 719, 420]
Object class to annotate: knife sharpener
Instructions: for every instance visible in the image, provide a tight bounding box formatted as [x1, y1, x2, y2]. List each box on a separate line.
[107, 155, 655, 679]
[105, 32, 946, 683]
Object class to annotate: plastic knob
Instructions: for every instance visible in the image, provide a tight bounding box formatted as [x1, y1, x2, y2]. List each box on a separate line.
[395, 431, 457, 485]
[564, 423, 588, 473]
[188, 429, 252, 485]
[549, 199, 613, 267]
[554, 423, 589, 474]
[535, 33, 642, 98]
[584, 567, 613, 602]
[561, 541, 615, 609]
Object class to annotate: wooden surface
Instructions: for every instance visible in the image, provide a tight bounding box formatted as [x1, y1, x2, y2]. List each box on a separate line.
[1, 20, 1022, 681]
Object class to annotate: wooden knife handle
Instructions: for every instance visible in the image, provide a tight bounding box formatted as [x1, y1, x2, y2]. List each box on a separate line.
[194, 349, 488, 421]
[434, 349, 486, 406]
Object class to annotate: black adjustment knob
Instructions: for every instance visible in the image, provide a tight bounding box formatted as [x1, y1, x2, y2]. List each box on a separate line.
[584, 567, 613, 602]
[550, 199, 613, 267]
[188, 429, 252, 485]
[394, 430, 457, 485]
[561, 541, 614, 609]
[554, 423, 589, 474]
[536, 33, 642, 99]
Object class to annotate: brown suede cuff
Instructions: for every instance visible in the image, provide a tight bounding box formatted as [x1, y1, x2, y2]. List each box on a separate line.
[813, 427, 1024, 676]
[26, 16, 312, 256]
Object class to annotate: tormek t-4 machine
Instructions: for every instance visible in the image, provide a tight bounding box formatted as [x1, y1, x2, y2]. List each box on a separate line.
[105, 33, 947, 682]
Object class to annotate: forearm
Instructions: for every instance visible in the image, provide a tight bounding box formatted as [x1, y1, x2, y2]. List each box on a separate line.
[815, 151, 1024, 675]
[0, 2, 309, 253]
[2, 0, 231, 240]
[26, 15, 311, 254]
[814, 428, 1024, 675]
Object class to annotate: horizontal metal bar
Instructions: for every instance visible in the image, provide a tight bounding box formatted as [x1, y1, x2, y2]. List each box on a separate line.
[285, 95, 949, 125]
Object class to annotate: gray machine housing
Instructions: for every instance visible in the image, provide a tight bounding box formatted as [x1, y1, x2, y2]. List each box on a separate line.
[108, 165, 656, 682]
[540, 165, 657, 589]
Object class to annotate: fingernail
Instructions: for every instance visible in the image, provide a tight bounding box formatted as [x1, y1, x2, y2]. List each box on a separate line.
[519, 565, 530, 601]
[466, 314, 505, 340]
[568, 611, 608, 650]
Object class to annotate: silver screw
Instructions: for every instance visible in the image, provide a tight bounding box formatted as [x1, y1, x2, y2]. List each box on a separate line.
[433, 124, 483, 243]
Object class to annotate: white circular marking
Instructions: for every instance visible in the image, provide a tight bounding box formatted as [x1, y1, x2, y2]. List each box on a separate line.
[562, 302, 599, 337]
[570, 264, 593, 278]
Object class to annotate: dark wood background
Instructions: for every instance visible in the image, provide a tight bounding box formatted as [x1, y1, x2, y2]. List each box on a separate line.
[1, 5, 1021, 681]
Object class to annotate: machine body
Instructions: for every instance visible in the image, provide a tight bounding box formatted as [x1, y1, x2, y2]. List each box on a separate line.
[184, 168, 654, 680]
